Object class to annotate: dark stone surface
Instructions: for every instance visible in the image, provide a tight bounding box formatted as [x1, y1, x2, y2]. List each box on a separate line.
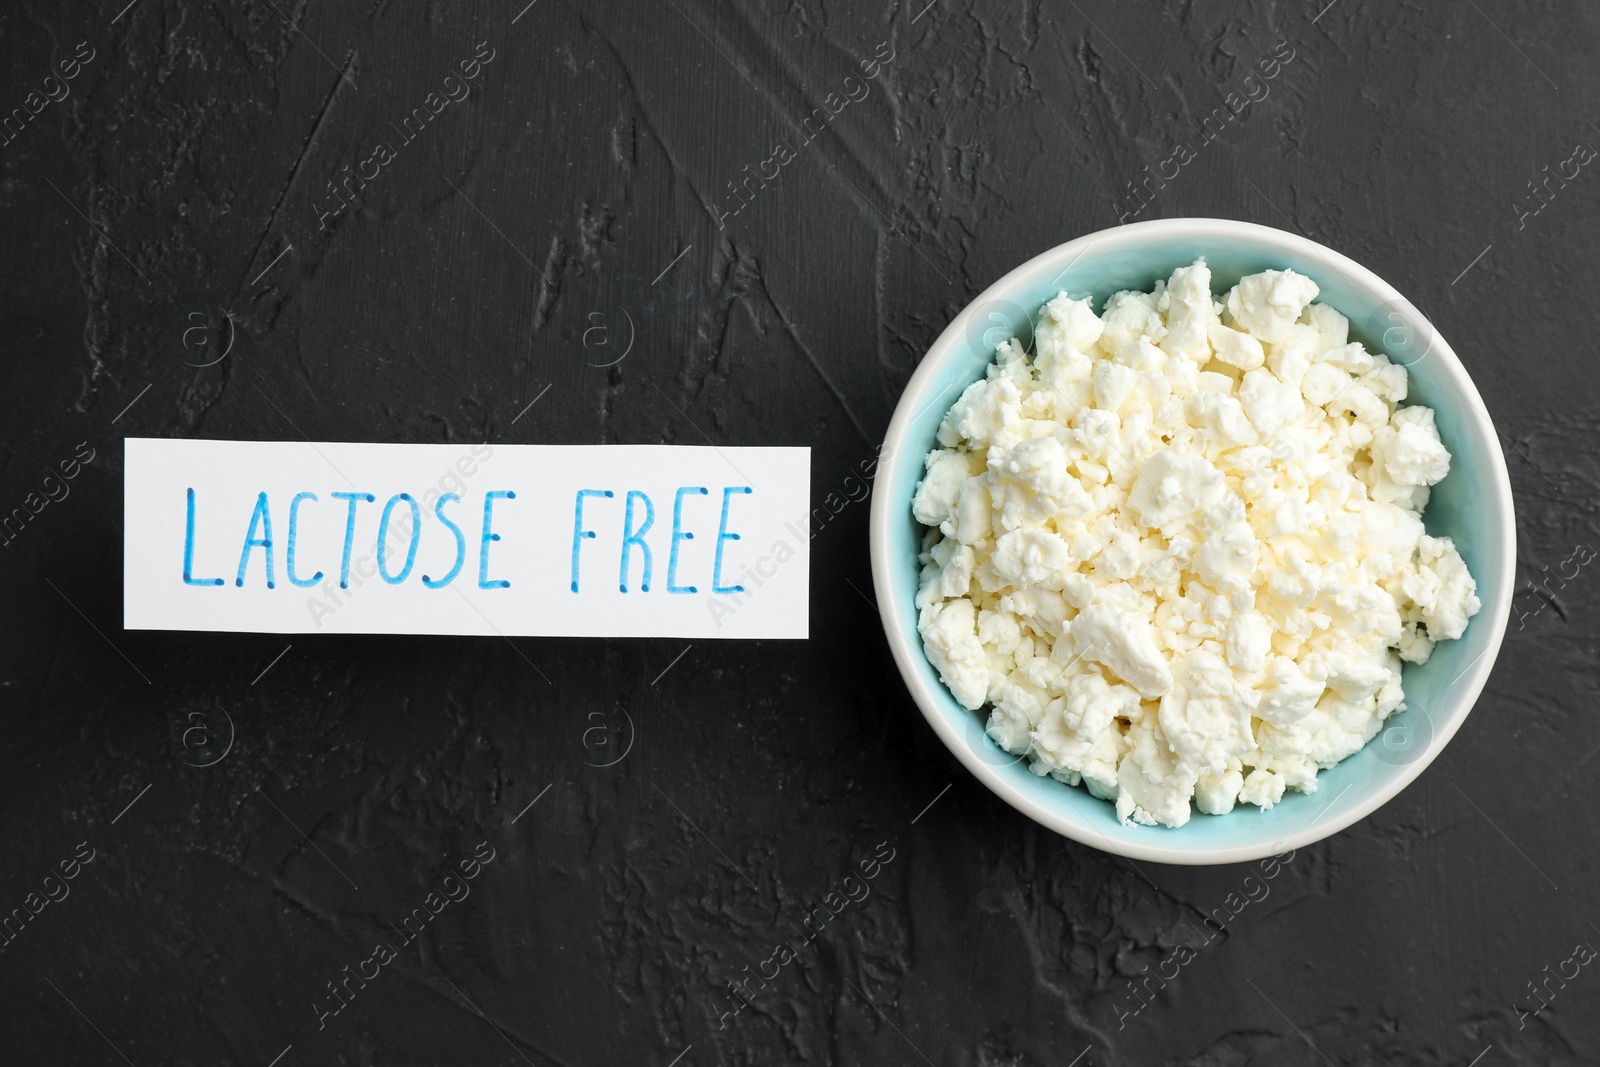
[0, 0, 1594, 1064]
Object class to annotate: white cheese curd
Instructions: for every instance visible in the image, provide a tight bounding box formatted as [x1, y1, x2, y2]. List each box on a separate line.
[913, 260, 1481, 827]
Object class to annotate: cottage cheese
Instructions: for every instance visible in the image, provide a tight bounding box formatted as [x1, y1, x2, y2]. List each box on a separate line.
[913, 261, 1480, 827]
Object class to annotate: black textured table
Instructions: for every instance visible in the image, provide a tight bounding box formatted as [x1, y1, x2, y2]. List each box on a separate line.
[2, 2, 1593, 1064]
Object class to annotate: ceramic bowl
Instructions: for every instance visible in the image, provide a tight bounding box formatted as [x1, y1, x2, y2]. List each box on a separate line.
[868, 217, 1515, 865]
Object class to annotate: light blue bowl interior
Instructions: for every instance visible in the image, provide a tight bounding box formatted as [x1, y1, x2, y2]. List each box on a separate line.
[891, 232, 1508, 855]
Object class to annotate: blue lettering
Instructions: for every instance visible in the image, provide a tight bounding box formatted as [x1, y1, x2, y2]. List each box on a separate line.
[235, 492, 276, 588]
[619, 490, 654, 593]
[330, 492, 375, 589]
[376, 493, 421, 584]
[423, 493, 465, 588]
[713, 486, 752, 594]
[570, 489, 614, 593]
[286, 492, 323, 587]
[183, 488, 225, 586]
[479, 490, 516, 589]
[667, 486, 708, 594]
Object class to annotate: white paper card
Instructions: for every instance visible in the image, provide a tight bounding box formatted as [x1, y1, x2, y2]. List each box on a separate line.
[124, 439, 810, 639]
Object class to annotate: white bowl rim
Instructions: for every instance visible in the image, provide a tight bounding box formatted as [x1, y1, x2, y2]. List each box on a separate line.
[868, 216, 1516, 866]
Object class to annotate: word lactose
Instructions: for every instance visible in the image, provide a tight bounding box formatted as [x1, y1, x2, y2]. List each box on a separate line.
[182, 482, 755, 596]
[184, 486, 518, 591]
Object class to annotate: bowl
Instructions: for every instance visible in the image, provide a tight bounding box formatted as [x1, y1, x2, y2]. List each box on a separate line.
[868, 218, 1515, 865]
